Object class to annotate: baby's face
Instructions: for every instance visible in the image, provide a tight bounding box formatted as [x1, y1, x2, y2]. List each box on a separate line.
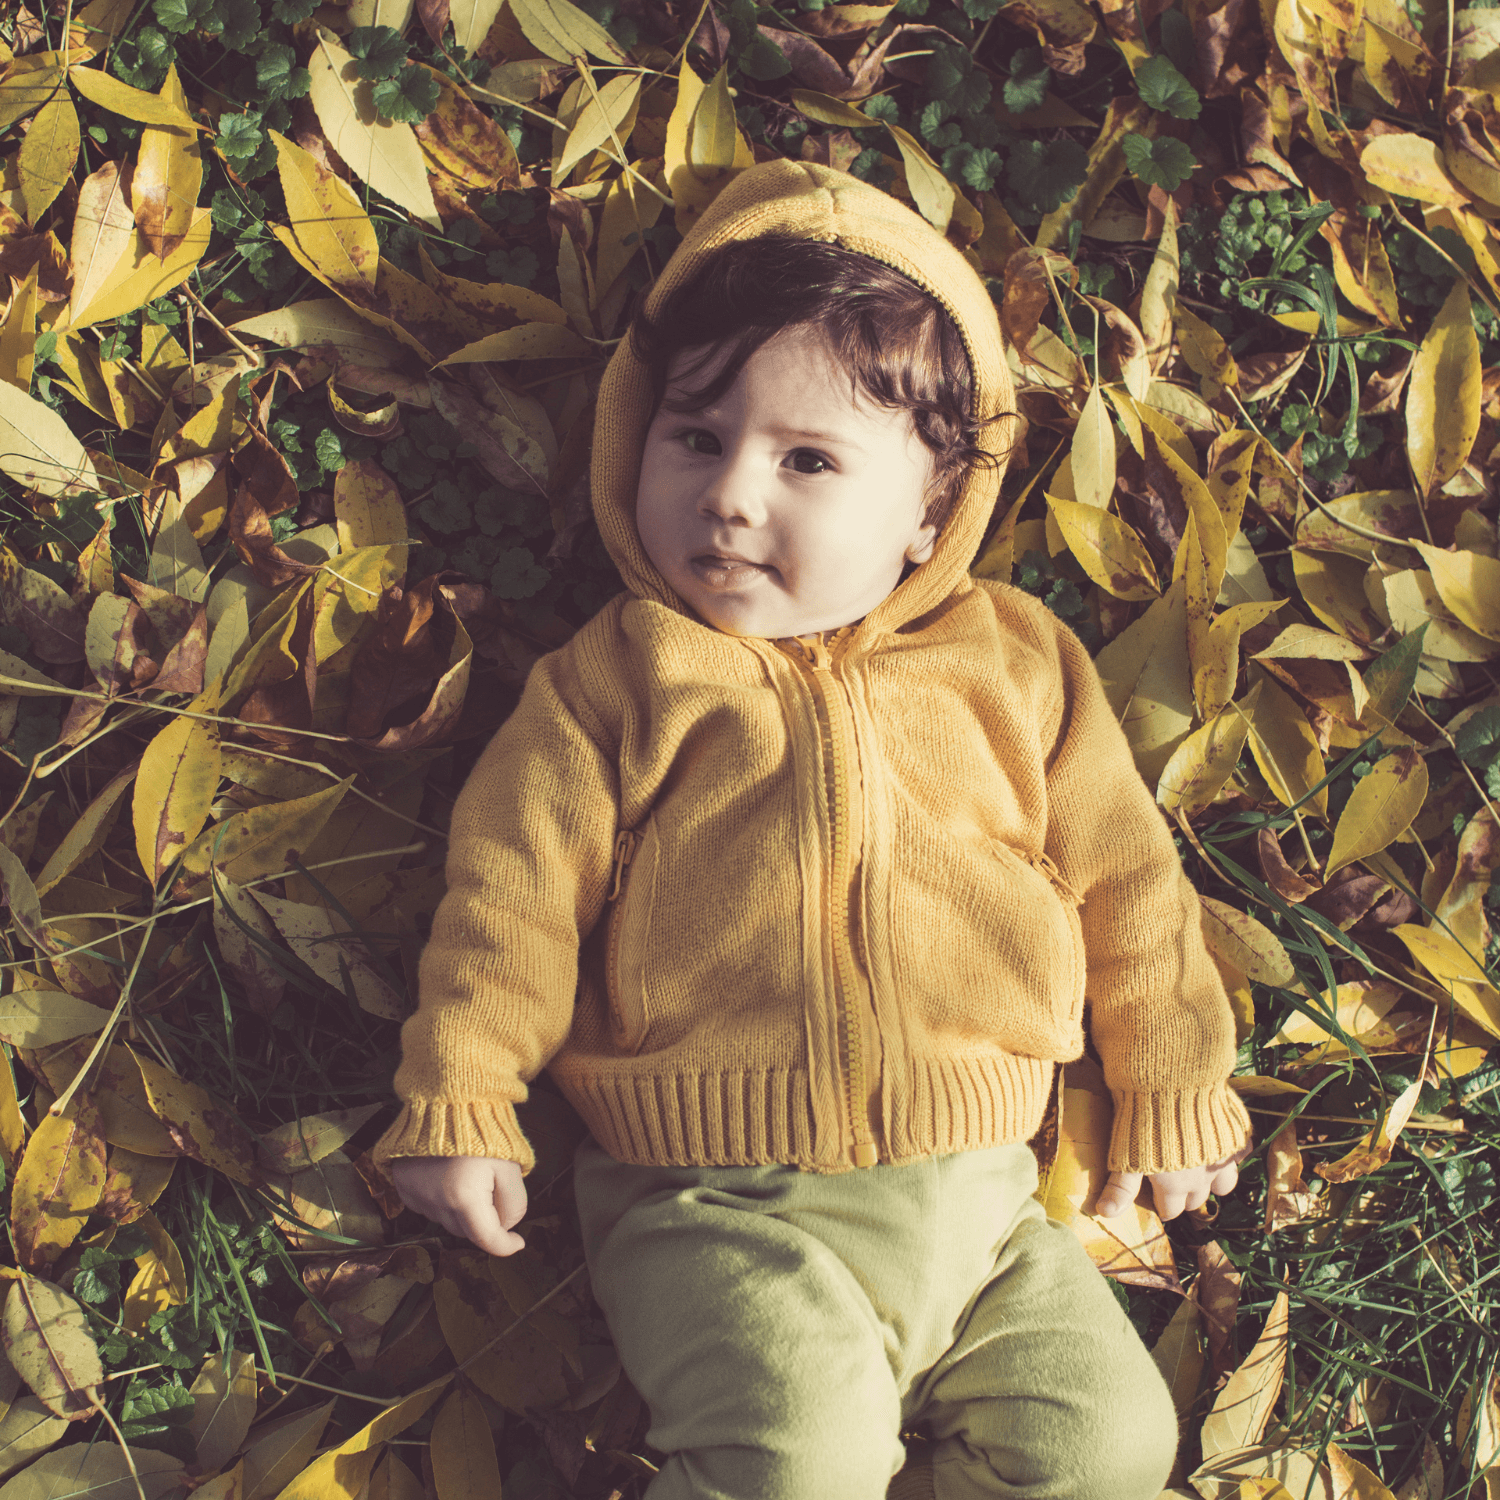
[635, 326, 938, 638]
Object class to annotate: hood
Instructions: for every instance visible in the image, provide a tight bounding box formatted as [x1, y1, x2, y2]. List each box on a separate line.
[590, 158, 1018, 638]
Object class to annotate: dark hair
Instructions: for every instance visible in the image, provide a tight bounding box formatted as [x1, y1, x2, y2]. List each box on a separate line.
[630, 236, 1003, 533]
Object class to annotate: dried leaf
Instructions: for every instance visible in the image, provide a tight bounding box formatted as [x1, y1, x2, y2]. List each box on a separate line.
[1157, 700, 1254, 817]
[1199, 895, 1296, 985]
[1325, 746, 1428, 877]
[1, 1276, 103, 1420]
[272, 129, 379, 294]
[16, 91, 79, 225]
[131, 1050, 260, 1186]
[1316, 1077, 1424, 1182]
[430, 1384, 503, 1498]
[133, 704, 222, 884]
[9, 1095, 107, 1274]
[1406, 279, 1481, 499]
[187, 1350, 257, 1475]
[1046, 495, 1161, 599]
[1197, 1290, 1290, 1457]
[0, 382, 100, 499]
[133, 65, 201, 260]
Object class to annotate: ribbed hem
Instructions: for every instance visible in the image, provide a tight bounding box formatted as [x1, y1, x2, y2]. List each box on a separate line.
[888, 1452, 936, 1500]
[555, 1054, 1054, 1171]
[372, 1100, 535, 1175]
[1107, 1082, 1253, 1174]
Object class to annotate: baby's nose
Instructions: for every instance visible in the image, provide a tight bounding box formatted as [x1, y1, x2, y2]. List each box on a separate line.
[700, 458, 766, 524]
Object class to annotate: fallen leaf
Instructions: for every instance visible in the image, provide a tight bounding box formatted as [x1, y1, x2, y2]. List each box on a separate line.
[1198, 1290, 1290, 1458]
[1, 1275, 103, 1420]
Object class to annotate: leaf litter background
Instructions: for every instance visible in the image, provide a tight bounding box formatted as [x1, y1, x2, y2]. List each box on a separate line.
[0, 0, 1499, 1490]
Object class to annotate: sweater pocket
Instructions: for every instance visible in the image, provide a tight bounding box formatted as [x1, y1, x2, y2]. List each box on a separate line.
[989, 843, 1086, 1025]
[605, 817, 658, 1054]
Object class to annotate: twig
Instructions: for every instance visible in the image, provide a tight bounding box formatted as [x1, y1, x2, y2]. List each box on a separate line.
[182, 285, 264, 369]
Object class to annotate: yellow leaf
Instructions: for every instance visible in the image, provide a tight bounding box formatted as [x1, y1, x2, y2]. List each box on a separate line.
[1150, 1296, 1204, 1422]
[99, 1147, 174, 1224]
[436, 322, 592, 365]
[0, 989, 110, 1051]
[595, 162, 667, 305]
[1360, 132, 1470, 208]
[68, 160, 135, 323]
[1410, 540, 1500, 640]
[131, 1051, 260, 1185]
[241, 1401, 333, 1500]
[132, 66, 201, 261]
[0, 56, 67, 132]
[1383, 567, 1498, 661]
[307, 31, 440, 229]
[68, 63, 194, 127]
[1046, 495, 1160, 600]
[789, 89, 873, 128]
[667, 65, 750, 235]
[133, 706, 222, 884]
[67, 204, 212, 330]
[0, 377, 99, 499]
[1316, 1077, 1424, 1182]
[1391, 924, 1500, 1036]
[9, 1096, 107, 1275]
[1095, 579, 1195, 783]
[1196, 598, 1282, 723]
[1325, 745, 1428, 876]
[1199, 1290, 1290, 1458]
[0, 267, 40, 394]
[1140, 198, 1179, 371]
[179, 775, 355, 886]
[555, 71, 640, 181]
[1199, 895, 1297, 986]
[1247, 671, 1329, 819]
[887, 124, 955, 231]
[16, 91, 79, 224]
[272, 129, 378, 293]
[250, 890, 403, 1018]
[0, 1441, 183, 1497]
[122, 1209, 188, 1332]
[229, 299, 406, 364]
[1274, 979, 1402, 1044]
[272, 1383, 448, 1500]
[1, 1274, 103, 1419]
[430, 1385, 503, 1499]
[507, 0, 630, 62]
[447, 0, 504, 54]
[0, 1053, 26, 1175]
[334, 460, 408, 552]
[1174, 302, 1240, 393]
[1157, 699, 1254, 817]
[1406, 279, 1481, 498]
[187, 1350, 257, 1474]
[1070, 383, 1115, 509]
[1436, 806, 1499, 959]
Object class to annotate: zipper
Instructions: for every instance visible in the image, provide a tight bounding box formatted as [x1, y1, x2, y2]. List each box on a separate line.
[795, 637, 878, 1169]
[604, 828, 644, 1051]
[1027, 850, 1084, 907]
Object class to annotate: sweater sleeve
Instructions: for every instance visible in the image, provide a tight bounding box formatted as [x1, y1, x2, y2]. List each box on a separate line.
[1034, 608, 1252, 1175]
[372, 644, 618, 1175]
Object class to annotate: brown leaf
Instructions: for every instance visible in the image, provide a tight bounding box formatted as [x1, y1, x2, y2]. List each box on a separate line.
[10, 1094, 108, 1274]
[1264, 1117, 1324, 1231]
[0, 564, 88, 665]
[346, 577, 450, 741]
[229, 429, 323, 588]
[1001, 247, 1075, 365]
[1307, 869, 1392, 930]
[416, 0, 451, 43]
[1256, 827, 1321, 903]
[152, 604, 208, 695]
[238, 584, 318, 746]
[1194, 1237, 1243, 1379]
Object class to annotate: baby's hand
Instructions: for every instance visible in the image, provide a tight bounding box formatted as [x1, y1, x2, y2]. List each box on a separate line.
[1094, 1150, 1245, 1222]
[390, 1156, 528, 1257]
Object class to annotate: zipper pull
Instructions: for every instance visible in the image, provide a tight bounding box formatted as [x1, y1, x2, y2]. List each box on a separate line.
[1031, 851, 1084, 907]
[608, 829, 639, 902]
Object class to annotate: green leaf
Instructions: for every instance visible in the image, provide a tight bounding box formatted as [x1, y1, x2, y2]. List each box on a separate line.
[314, 429, 347, 472]
[214, 0, 260, 49]
[348, 25, 408, 81]
[216, 111, 264, 160]
[1007, 138, 1088, 212]
[1121, 133, 1198, 190]
[122, 1379, 196, 1426]
[1455, 706, 1500, 767]
[1135, 54, 1201, 119]
[417, 479, 473, 533]
[942, 143, 1002, 191]
[926, 43, 990, 119]
[257, 43, 311, 100]
[485, 246, 539, 286]
[372, 65, 441, 123]
[1002, 47, 1049, 115]
[740, 34, 792, 80]
[112, 28, 175, 89]
[153, 0, 215, 31]
[490, 546, 550, 599]
[273, 0, 318, 17]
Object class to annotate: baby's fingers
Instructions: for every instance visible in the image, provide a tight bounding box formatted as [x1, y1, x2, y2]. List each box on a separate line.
[1095, 1171, 1142, 1219]
[448, 1204, 525, 1258]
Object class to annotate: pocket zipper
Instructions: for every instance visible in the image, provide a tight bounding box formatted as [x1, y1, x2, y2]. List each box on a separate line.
[1026, 850, 1084, 907]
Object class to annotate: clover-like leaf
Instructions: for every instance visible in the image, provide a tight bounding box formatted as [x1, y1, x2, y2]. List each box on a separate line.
[372, 64, 441, 123]
[1135, 54, 1201, 120]
[486, 246, 540, 287]
[112, 27, 176, 88]
[348, 24, 410, 81]
[273, 0, 318, 17]
[1121, 132, 1198, 189]
[741, 34, 792, 80]
[926, 43, 991, 119]
[490, 546, 551, 600]
[943, 142, 1003, 191]
[1007, 138, 1089, 213]
[154, 0, 215, 33]
[214, 0, 260, 49]
[257, 42, 311, 100]
[1002, 47, 1050, 115]
[216, 111, 264, 160]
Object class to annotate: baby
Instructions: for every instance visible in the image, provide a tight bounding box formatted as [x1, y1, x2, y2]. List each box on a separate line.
[378, 159, 1251, 1499]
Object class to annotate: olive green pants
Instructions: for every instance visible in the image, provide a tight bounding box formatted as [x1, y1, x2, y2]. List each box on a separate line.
[575, 1139, 1178, 1500]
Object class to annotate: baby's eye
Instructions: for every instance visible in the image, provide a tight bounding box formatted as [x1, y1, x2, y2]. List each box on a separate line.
[680, 429, 721, 456]
[787, 449, 832, 475]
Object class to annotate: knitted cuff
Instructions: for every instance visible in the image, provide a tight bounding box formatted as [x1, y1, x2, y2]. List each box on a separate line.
[371, 1098, 536, 1175]
[1107, 1081, 1253, 1175]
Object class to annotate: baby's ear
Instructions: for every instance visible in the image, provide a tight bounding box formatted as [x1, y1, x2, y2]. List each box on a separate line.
[906, 522, 938, 566]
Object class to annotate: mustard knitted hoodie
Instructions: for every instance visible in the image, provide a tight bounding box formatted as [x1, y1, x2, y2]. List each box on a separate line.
[375, 160, 1253, 1178]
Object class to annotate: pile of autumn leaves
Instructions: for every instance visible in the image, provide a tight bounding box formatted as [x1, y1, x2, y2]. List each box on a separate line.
[1, 0, 1500, 1487]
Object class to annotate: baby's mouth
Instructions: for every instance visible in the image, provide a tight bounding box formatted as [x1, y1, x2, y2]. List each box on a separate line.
[690, 553, 771, 588]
